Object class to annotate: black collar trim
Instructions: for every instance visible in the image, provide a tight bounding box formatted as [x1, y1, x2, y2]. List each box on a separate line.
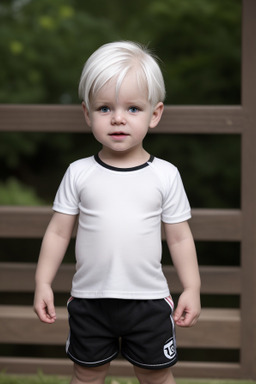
[94, 153, 154, 172]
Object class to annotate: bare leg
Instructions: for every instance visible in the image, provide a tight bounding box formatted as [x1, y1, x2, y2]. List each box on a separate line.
[134, 366, 176, 384]
[70, 363, 110, 384]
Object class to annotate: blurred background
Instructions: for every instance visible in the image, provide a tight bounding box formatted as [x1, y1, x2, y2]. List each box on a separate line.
[0, 0, 241, 363]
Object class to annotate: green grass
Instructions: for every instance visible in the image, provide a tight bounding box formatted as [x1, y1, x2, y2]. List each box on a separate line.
[0, 373, 256, 384]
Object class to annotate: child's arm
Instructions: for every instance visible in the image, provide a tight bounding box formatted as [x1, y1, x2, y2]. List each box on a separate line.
[34, 212, 77, 324]
[164, 221, 201, 327]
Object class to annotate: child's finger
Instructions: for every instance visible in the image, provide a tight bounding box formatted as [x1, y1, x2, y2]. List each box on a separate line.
[173, 305, 185, 324]
[46, 301, 56, 321]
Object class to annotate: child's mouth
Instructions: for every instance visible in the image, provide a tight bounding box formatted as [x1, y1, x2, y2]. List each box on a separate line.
[109, 132, 129, 137]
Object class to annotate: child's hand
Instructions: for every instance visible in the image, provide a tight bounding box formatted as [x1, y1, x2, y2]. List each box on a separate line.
[34, 284, 57, 324]
[173, 288, 201, 327]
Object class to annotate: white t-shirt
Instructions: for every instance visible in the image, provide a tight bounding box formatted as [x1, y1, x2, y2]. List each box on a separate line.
[53, 155, 191, 299]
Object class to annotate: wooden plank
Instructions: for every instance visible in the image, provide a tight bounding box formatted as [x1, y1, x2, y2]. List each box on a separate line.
[0, 357, 75, 376]
[0, 105, 85, 133]
[0, 104, 245, 134]
[240, 0, 256, 379]
[188, 209, 242, 241]
[176, 309, 240, 349]
[164, 266, 241, 294]
[198, 266, 241, 294]
[0, 263, 73, 293]
[0, 306, 240, 348]
[0, 206, 53, 238]
[0, 306, 68, 345]
[0, 206, 242, 240]
[159, 106, 245, 134]
[0, 263, 241, 294]
[0, 357, 241, 379]
[172, 361, 241, 379]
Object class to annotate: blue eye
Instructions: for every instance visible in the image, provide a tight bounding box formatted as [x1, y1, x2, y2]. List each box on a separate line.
[129, 106, 139, 113]
[100, 106, 110, 113]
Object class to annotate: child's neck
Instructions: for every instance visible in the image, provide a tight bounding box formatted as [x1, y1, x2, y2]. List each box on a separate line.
[98, 148, 150, 169]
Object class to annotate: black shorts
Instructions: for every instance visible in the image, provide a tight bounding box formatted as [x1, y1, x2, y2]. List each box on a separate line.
[66, 297, 178, 370]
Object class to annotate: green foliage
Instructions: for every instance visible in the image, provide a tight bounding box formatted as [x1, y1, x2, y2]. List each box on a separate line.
[0, 0, 117, 104]
[146, 0, 241, 104]
[0, 0, 241, 105]
[0, 132, 42, 169]
[0, 178, 45, 205]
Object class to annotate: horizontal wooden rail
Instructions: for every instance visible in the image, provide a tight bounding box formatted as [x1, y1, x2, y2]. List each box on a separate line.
[0, 105, 245, 134]
[0, 306, 240, 349]
[0, 263, 241, 294]
[0, 357, 241, 379]
[0, 206, 242, 241]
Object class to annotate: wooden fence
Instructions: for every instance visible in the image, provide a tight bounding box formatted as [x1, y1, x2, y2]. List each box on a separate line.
[0, 0, 256, 379]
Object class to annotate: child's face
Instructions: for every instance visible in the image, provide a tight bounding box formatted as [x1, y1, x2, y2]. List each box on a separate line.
[83, 70, 163, 159]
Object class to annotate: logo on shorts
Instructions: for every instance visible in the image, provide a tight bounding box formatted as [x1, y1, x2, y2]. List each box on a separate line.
[163, 338, 176, 360]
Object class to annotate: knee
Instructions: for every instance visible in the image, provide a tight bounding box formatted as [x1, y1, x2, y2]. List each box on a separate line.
[72, 363, 110, 384]
[134, 366, 175, 384]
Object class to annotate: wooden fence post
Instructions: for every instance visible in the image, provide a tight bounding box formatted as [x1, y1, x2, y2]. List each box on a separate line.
[241, 0, 256, 379]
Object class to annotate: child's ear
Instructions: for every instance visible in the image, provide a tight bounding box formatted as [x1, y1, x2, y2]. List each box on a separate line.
[149, 102, 164, 129]
[82, 101, 91, 127]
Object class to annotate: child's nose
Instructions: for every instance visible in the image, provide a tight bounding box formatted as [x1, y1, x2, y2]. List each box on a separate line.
[111, 110, 126, 125]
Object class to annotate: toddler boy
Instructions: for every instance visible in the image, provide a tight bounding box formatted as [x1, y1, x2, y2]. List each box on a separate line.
[34, 41, 201, 384]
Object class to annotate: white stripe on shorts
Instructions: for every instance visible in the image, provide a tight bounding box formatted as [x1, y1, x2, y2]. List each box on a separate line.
[164, 296, 174, 311]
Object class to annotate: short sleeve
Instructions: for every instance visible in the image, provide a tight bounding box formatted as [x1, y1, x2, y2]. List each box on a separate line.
[161, 169, 191, 224]
[52, 165, 80, 215]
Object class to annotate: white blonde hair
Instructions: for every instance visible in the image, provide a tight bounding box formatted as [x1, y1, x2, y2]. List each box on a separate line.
[78, 41, 166, 110]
